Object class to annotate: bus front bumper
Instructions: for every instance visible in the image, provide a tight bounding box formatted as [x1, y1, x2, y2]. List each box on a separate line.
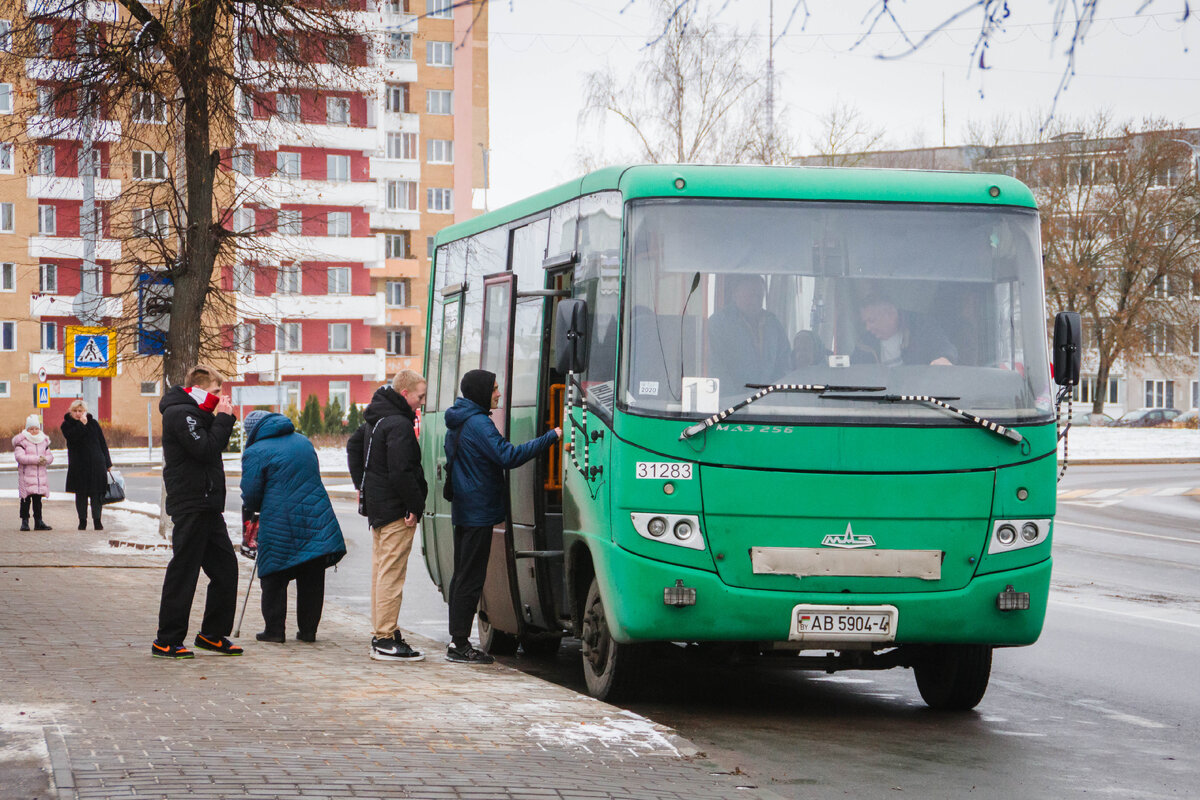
[589, 540, 1051, 647]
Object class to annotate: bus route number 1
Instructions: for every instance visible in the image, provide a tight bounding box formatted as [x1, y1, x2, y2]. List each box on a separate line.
[636, 462, 693, 480]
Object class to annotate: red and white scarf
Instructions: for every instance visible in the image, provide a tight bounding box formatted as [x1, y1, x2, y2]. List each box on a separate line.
[186, 386, 220, 412]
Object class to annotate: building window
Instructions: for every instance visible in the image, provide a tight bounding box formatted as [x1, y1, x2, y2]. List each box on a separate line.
[79, 148, 100, 178]
[237, 91, 252, 120]
[385, 279, 409, 307]
[41, 321, 56, 351]
[232, 207, 255, 234]
[133, 208, 169, 238]
[327, 211, 351, 237]
[426, 236, 434, 259]
[36, 86, 54, 116]
[276, 150, 301, 178]
[327, 266, 351, 294]
[37, 145, 55, 176]
[385, 84, 407, 112]
[385, 0, 408, 15]
[388, 32, 413, 62]
[39, 263, 57, 293]
[238, 31, 254, 61]
[386, 327, 410, 355]
[329, 323, 351, 351]
[387, 132, 417, 160]
[277, 93, 300, 122]
[325, 38, 348, 63]
[426, 187, 453, 212]
[277, 208, 301, 236]
[0, 321, 15, 350]
[1147, 322, 1173, 355]
[1193, 380, 1199, 410]
[0, 262, 13, 291]
[0, 142, 11, 173]
[140, 381, 161, 395]
[38, 205, 56, 235]
[327, 154, 350, 182]
[1145, 380, 1174, 408]
[385, 233, 407, 258]
[132, 92, 167, 123]
[0, 84, 11, 114]
[426, 89, 452, 115]
[326, 97, 350, 126]
[427, 0, 453, 18]
[232, 148, 254, 176]
[1, 203, 13, 233]
[386, 180, 417, 211]
[426, 139, 453, 164]
[328, 381, 350, 417]
[0, 20, 10, 51]
[36, 23, 53, 56]
[234, 262, 255, 295]
[276, 264, 301, 294]
[233, 323, 255, 353]
[427, 41, 453, 67]
[133, 150, 168, 180]
[276, 322, 301, 351]
[0, 379, 9, 397]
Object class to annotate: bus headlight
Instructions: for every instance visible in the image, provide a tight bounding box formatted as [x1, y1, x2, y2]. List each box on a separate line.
[630, 513, 706, 551]
[988, 518, 1051, 554]
[996, 524, 1017, 546]
[1021, 522, 1039, 542]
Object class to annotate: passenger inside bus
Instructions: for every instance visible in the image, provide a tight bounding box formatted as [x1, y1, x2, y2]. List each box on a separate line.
[790, 330, 831, 370]
[852, 295, 958, 367]
[706, 275, 791, 392]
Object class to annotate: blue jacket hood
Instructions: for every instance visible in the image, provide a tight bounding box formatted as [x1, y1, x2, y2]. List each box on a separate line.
[444, 397, 489, 431]
[246, 412, 294, 447]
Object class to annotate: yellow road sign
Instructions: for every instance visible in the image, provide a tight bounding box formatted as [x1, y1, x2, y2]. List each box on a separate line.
[65, 326, 116, 377]
[36, 383, 50, 408]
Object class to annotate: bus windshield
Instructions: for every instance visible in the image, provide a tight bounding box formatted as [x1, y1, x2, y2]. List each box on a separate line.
[620, 198, 1054, 426]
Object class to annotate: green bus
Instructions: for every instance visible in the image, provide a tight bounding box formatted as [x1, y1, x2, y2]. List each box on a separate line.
[419, 165, 1077, 710]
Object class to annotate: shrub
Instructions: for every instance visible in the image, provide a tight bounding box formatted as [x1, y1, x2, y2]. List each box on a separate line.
[298, 394, 322, 435]
[322, 397, 344, 435]
[346, 402, 364, 431]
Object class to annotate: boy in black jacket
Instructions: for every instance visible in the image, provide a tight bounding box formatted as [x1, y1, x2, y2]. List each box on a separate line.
[151, 364, 242, 659]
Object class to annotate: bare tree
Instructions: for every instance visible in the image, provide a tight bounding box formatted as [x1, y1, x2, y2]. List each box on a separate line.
[2, 0, 371, 384]
[580, 0, 789, 165]
[808, 100, 887, 166]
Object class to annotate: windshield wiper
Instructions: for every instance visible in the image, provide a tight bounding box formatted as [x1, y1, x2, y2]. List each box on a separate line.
[678, 383, 885, 441]
[819, 392, 1024, 444]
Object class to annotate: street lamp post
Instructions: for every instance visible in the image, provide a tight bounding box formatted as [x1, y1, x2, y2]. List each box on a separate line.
[1169, 139, 1200, 420]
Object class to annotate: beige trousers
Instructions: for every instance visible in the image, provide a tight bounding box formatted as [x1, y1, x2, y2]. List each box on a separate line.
[370, 518, 417, 639]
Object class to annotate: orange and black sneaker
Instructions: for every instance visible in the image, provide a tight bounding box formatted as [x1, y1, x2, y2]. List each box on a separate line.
[193, 634, 244, 656]
[151, 641, 194, 659]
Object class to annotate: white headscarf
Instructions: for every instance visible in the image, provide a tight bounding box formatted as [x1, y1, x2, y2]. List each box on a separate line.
[23, 414, 48, 445]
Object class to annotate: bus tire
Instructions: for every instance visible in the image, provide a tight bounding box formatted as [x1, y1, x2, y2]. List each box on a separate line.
[913, 644, 993, 711]
[519, 634, 563, 659]
[478, 614, 519, 656]
[580, 577, 642, 701]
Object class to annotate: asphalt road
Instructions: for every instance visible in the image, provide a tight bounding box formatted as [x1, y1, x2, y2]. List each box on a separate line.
[6, 462, 1198, 798]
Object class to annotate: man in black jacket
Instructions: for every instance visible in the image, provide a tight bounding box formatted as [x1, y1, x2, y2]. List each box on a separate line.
[151, 364, 242, 659]
[347, 369, 428, 661]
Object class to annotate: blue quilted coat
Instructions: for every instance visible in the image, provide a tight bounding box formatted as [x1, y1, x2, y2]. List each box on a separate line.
[240, 413, 346, 578]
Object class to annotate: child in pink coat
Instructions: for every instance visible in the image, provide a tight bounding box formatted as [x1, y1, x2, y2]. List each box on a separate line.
[13, 414, 54, 531]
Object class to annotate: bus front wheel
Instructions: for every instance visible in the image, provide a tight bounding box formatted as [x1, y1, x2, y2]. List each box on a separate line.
[580, 578, 642, 701]
[913, 644, 993, 711]
[478, 613, 519, 656]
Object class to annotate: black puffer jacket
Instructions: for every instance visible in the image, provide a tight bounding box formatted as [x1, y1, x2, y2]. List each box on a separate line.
[160, 386, 235, 516]
[61, 413, 111, 495]
[347, 386, 427, 528]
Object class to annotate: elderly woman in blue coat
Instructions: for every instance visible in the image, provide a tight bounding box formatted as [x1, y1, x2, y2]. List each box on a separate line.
[240, 411, 346, 643]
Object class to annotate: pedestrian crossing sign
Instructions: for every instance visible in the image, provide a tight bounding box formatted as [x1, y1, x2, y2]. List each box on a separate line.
[36, 383, 50, 408]
[65, 326, 116, 377]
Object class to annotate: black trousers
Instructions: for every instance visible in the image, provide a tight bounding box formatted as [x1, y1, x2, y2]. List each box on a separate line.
[75, 491, 104, 524]
[259, 557, 327, 639]
[19, 495, 44, 521]
[156, 510, 238, 645]
[447, 525, 493, 642]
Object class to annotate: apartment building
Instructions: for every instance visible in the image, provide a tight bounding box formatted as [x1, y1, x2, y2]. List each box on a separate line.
[793, 129, 1200, 415]
[0, 0, 488, 430]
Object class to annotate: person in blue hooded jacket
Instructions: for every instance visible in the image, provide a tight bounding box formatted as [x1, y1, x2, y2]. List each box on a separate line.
[240, 410, 347, 644]
[443, 369, 561, 664]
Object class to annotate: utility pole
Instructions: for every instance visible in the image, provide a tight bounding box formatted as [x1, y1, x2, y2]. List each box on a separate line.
[765, 0, 775, 153]
[76, 12, 101, 415]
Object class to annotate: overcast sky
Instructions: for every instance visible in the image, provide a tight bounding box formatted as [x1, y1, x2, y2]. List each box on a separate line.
[483, 0, 1199, 207]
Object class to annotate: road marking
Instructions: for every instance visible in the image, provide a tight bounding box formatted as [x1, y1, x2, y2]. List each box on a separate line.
[1051, 597, 1200, 631]
[1087, 488, 1125, 498]
[991, 731, 1048, 737]
[1057, 486, 1200, 500]
[1056, 519, 1200, 546]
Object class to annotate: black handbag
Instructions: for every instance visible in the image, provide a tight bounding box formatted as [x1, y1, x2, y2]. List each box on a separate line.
[102, 469, 125, 504]
[357, 421, 379, 516]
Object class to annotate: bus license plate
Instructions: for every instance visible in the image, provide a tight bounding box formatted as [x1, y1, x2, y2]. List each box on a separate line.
[789, 605, 898, 642]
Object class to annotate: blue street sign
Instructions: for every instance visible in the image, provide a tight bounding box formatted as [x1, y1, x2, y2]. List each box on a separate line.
[73, 334, 109, 368]
[137, 273, 172, 355]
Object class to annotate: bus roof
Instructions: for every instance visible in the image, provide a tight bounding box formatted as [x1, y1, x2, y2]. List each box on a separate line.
[434, 164, 1038, 246]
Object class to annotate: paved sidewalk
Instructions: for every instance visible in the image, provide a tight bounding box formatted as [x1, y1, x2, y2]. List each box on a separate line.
[0, 500, 782, 800]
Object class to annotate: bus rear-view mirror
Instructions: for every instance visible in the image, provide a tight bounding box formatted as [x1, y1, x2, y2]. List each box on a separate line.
[1052, 311, 1081, 387]
[555, 298, 589, 374]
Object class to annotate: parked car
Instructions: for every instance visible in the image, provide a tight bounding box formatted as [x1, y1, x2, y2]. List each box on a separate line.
[1169, 409, 1198, 428]
[1111, 408, 1182, 428]
[1069, 411, 1114, 427]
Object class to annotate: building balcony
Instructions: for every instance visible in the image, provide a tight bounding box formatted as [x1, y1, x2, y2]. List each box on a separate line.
[27, 176, 123, 201]
[27, 115, 123, 143]
[29, 351, 64, 374]
[369, 256, 421, 277]
[369, 158, 420, 182]
[242, 59, 385, 93]
[384, 305, 424, 327]
[235, 172, 378, 209]
[236, 291, 385, 324]
[369, 209, 420, 231]
[380, 110, 420, 132]
[256, 234, 377, 263]
[29, 236, 122, 261]
[29, 293, 121, 318]
[239, 118, 380, 153]
[25, 57, 80, 82]
[26, 0, 117, 21]
[238, 349, 386, 380]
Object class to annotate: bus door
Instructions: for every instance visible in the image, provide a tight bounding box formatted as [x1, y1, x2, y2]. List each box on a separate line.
[426, 285, 463, 596]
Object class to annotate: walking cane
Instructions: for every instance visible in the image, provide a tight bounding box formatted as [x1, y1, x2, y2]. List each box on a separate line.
[234, 558, 258, 639]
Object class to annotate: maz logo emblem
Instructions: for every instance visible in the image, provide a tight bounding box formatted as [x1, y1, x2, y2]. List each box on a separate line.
[821, 523, 876, 549]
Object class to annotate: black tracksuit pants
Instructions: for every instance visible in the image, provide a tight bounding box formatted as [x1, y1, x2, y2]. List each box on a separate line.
[447, 525, 493, 642]
[156, 510, 238, 645]
[20, 495, 44, 521]
[259, 557, 326, 639]
[75, 491, 104, 524]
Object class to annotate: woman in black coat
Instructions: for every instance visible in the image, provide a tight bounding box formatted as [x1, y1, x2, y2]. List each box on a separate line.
[61, 399, 112, 530]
